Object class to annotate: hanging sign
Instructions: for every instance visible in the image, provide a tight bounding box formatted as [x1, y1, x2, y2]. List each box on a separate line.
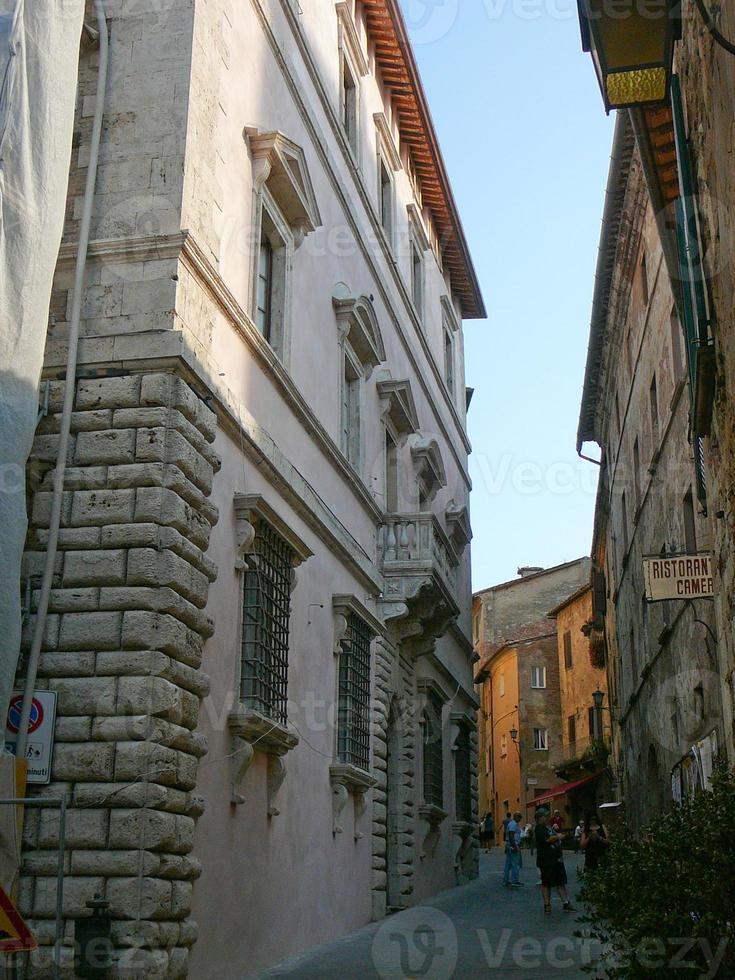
[643, 555, 715, 602]
[4, 691, 57, 785]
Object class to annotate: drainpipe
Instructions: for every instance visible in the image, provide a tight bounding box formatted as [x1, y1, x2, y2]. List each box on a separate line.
[17, 0, 109, 760]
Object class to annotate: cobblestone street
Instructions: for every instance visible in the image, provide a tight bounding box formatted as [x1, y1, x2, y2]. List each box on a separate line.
[256, 848, 601, 979]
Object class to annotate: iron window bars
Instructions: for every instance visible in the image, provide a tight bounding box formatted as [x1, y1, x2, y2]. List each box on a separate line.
[241, 520, 294, 725]
[422, 690, 444, 808]
[454, 725, 472, 823]
[337, 612, 372, 771]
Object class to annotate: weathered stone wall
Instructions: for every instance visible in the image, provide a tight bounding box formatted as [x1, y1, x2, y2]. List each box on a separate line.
[676, 2, 735, 762]
[20, 372, 219, 977]
[595, 145, 722, 828]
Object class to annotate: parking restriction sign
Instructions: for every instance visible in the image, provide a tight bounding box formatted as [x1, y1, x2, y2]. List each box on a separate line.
[5, 691, 57, 785]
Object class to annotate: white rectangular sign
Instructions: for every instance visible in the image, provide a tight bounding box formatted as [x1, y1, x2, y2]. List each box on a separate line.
[643, 555, 714, 602]
[4, 691, 57, 785]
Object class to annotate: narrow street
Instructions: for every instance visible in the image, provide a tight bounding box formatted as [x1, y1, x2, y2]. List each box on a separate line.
[256, 849, 600, 979]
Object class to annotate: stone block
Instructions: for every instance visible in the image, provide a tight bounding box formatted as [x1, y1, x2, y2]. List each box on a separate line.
[44, 588, 99, 613]
[70, 849, 157, 876]
[31, 490, 73, 528]
[106, 876, 172, 920]
[38, 650, 96, 677]
[64, 549, 127, 587]
[122, 278, 176, 316]
[126, 548, 209, 607]
[170, 881, 193, 921]
[108, 809, 194, 853]
[75, 376, 141, 411]
[120, 611, 204, 668]
[133, 487, 211, 548]
[116, 675, 198, 728]
[75, 428, 136, 465]
[71, 489, 136, 526]
[48, 677, 117, 715]
[58, 611, 122, 650]
[55, 716, 92, 741]
[33, 875, 104, 917]
[52, 742, 115, 781]
[38, 808, 108, 849]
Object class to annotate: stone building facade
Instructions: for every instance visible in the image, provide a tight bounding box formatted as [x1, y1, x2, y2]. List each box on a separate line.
[549, 585, 612, 820]
[473, 560, 590, 836]
[577, 112, 724, 828]
[15, 1, 484, 975]
[672, 1, 735, 763]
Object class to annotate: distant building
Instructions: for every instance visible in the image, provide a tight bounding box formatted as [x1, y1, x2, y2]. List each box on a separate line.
[473, 559, 590, 836]
[549, 584, 612, 822]
[577, 113, 723, 827]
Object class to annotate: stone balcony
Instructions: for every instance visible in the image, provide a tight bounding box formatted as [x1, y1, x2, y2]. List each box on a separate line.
[378, 514, 460, 651]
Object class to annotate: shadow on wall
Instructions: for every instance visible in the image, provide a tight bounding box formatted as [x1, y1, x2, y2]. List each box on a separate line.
[0, 369, 43, 723]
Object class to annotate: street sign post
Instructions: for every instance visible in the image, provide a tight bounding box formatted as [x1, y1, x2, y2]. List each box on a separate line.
[643, 555, 714, 602]
[5, 691, 57, 784]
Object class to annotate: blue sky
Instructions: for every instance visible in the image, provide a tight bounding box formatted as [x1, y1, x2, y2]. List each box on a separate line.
[401, 0, 615, 591]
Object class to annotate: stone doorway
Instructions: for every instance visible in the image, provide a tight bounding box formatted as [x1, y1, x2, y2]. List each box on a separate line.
[385, 697, 403, 910]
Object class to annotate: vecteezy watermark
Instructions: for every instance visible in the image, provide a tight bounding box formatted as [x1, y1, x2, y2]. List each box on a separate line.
[371, 906, 458, 980]
[402, 0, 460, 45]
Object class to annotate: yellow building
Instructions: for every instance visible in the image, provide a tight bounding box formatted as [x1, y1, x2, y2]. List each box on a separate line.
[548, 584, 613, 821]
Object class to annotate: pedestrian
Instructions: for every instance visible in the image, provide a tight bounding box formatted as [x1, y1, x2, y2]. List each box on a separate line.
[534, 810, 575, 915]
[503, 811, 523, 887]
[549, 808, 563, 833]
[523, 821, 534, 853]
[574, 819, 584, 852]
[580, 812, 610, 872]
[501, 810, 511, 844]
[479, 811, 494, 850]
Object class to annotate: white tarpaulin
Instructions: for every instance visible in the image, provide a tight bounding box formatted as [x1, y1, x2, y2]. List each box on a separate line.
[0, 0, 85, 723]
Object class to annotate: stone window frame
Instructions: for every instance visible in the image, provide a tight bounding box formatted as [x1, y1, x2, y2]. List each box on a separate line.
[255, 188, 293, 360]
[229, 494, 313, 812]
[341, 343, 364, 472]
[332, 289, 387, 479]
[441, 295, 460, 402]
[336, 3, 368, 162]
[533, 727, 549, 751]
[245, 128, 322, 368]
[451, 713, 473, 825]
[374, 111, 401, 250]
[418, 680, 446, 812]
[407, 204, 429, 327]
[330, 594, 382, 836]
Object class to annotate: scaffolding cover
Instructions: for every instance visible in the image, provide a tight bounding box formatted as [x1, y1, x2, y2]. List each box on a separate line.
[0, 0, 85, 723]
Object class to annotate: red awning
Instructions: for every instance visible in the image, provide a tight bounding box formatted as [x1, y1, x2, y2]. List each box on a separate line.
[526, 771, 604, 808]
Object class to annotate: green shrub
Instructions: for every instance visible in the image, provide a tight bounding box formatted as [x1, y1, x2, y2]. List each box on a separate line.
[578, 764, 735, 978]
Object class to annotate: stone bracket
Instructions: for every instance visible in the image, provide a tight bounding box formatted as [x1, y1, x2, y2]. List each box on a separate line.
[329, 763, 376, 837]
[228, 707, 299, 813]
[418, 803, 447, 861]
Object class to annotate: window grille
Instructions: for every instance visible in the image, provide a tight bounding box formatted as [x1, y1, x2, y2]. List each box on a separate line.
[454, 725, 471, 823]
[241, 521, 294, 725]
[422, 690, 443, 808]
[337, 613, 372, 771]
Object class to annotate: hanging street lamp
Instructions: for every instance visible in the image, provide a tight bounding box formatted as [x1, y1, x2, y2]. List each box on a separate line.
[576, 0, 682, 112]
